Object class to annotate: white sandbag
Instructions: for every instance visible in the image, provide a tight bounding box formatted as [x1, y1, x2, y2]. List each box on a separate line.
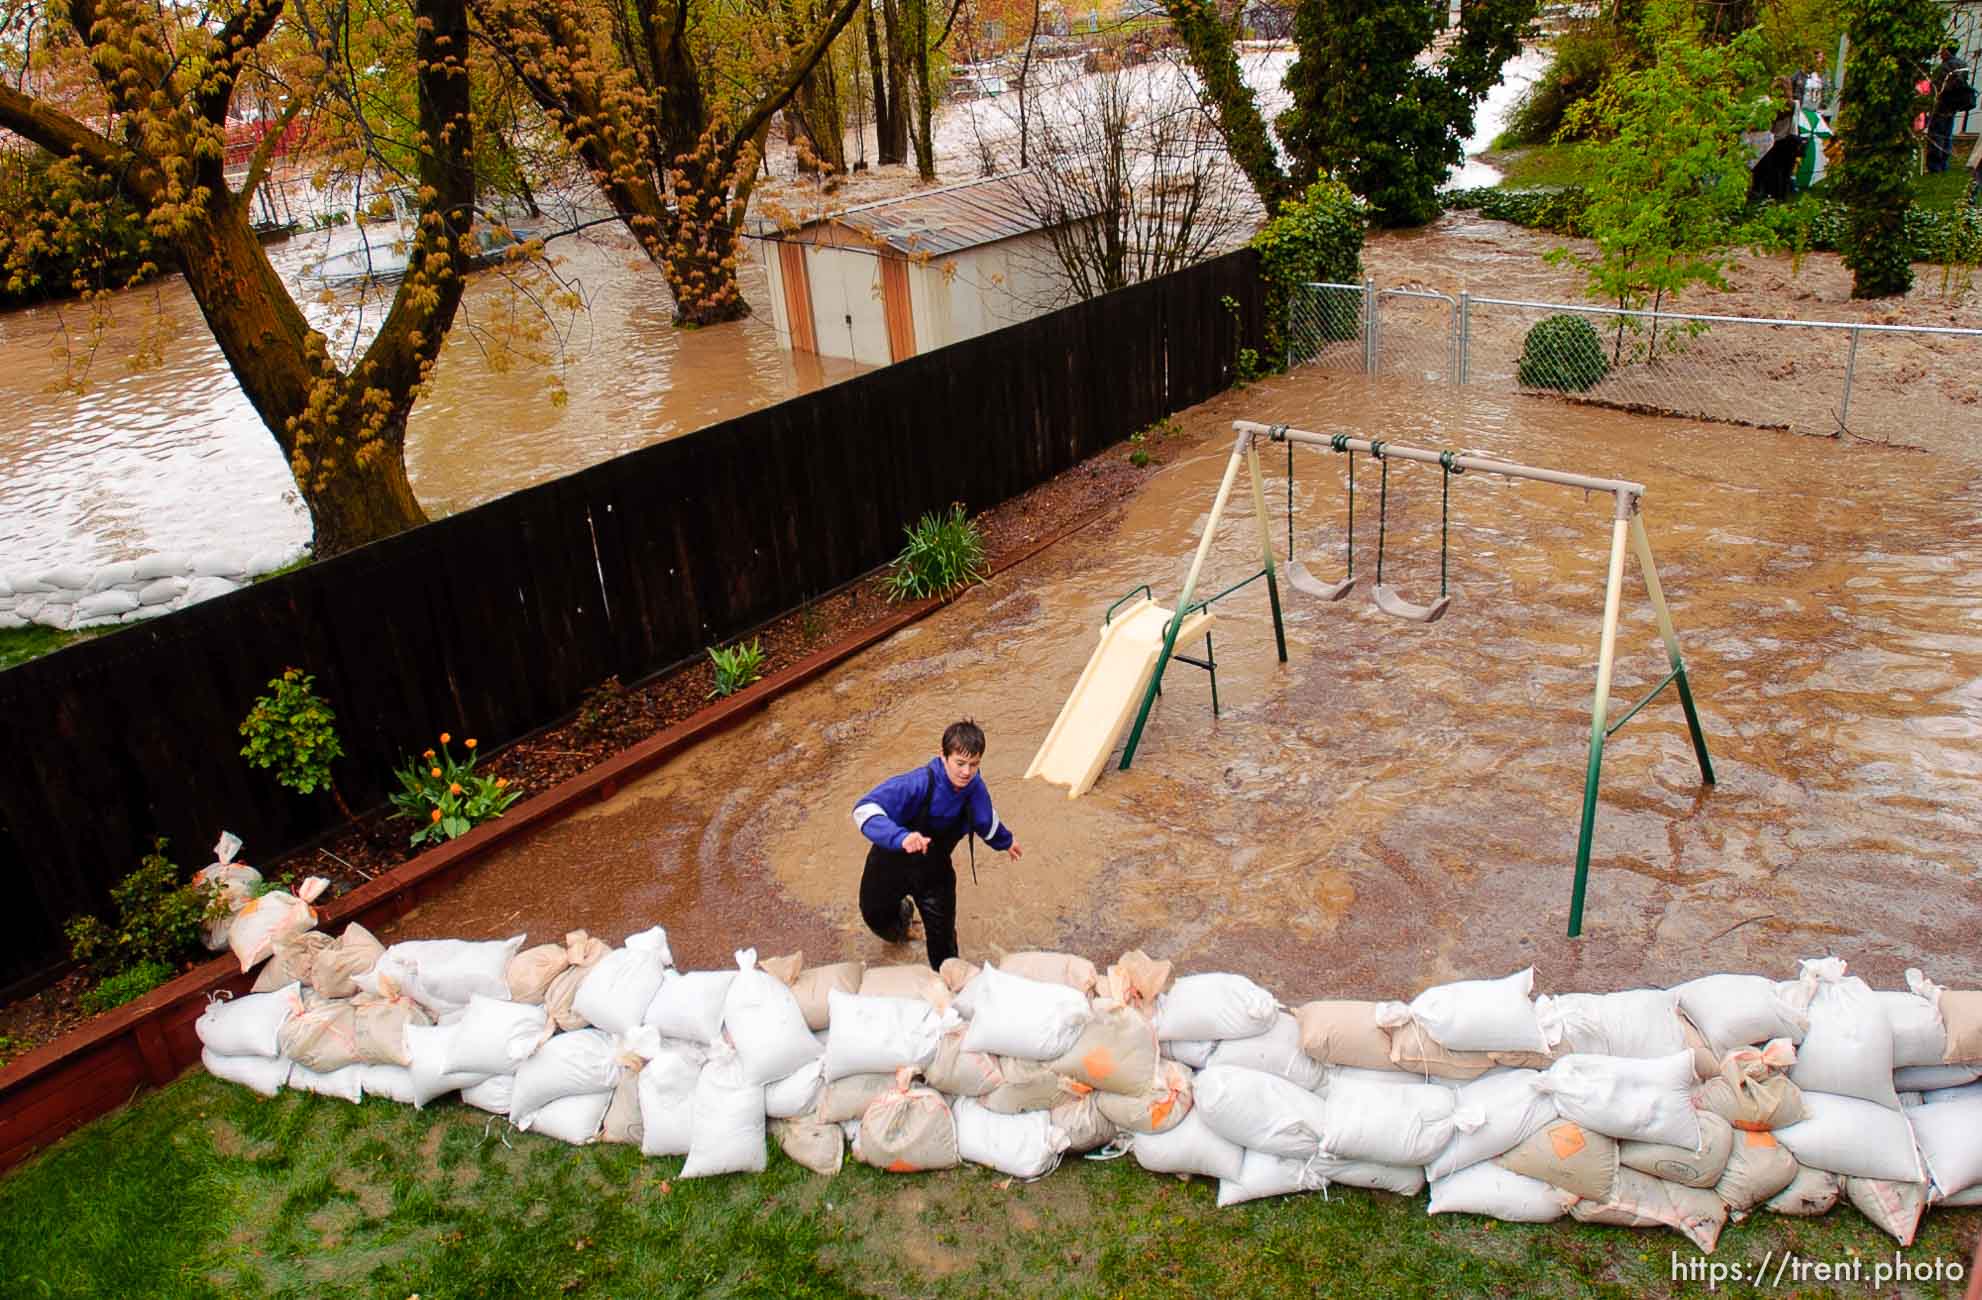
[1307, 1156, 1426, 1196]
[510, 1028, 621, 1123]
[227, 878, 328, 973]
[1048, 1001, 1159, 1095]
[289, 1062, 365, 1103]
[1425, 1069, 1558, 1181]
[1938, 1183, 1982, 1207]
[358, 1064, 418, 1106]
[1908, 1094, 1982, 1198]
[1193, 1065, 1329, 1159]
[1216, 1150, 1329, 1207]
[1774, 1091, 1922, 1181]
[1427, 1163, 1572, 1222]
[960, 965, 1092, 1061]
[1845, 1177, 1928, 1246]
[196, 984, 304, 1058]
[1536, 990, 1686, 1059]
[1895, 1065, 1979, 1091]
[459, 1073, 515, 1114]
[1619, 1111, 1735, 1188]
[1875, 991, 1948, 1069]
[1536, 1051, 1700, 1148]
[1671, 973, 1811, 1055]
[1764, 1163, 1841, 1215]
[193, 861, 261, 951]
[1787, 958, 1898, 1108]
[1375, 967, 1546, 1054]
[1163, 1039, 1217, 1068]
[764, 1057, 825, 1120]
[1924, 1082, 1982, 1105]
[637, 1046, 707, 1157]
[953, 1098, 1070, 1179]
[1321, 1073, 1474, 1167]
[405, 1022, 494, 1108]
[680, 1050, 768, 1178]
[1715, 1130, 1799, 1213]
[1131, 1108, 1245, 1182]
[644, 971, 736, 1044]
[202, 1047, 290, 1097]
[1153, 973, 1277, 1042]
[1095, 1061, 1194, 1134]
[855, 1076, 960, 1172]
[1204, 1013, 1326, 1090]
[371, 934, 526, 1015]
[1329, 1064, 1449, 1089]
[573, 940, 671, 1036]
[822, 991, 942, 1081]
[443, 996, 550, 1077]
[525, 1091, 612, 1145]
[1569, 1167, 1728, 1254]
[723, 950, 823, 1085]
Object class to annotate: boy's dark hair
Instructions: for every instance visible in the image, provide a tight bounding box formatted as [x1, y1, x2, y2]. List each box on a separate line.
[942, 719, 986, 758]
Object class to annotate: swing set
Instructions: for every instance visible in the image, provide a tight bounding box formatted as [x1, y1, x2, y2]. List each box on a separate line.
[1115, 419, 1716, 938]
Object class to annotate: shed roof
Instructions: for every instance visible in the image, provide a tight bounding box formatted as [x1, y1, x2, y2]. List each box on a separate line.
[762, 172, 1083, 256]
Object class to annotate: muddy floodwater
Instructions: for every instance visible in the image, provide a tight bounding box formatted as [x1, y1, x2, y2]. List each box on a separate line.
[379, 367, 1982, 998]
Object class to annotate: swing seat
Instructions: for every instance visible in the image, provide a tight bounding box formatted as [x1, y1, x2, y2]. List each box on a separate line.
[1372, 583, 1450, 624]
[1285, 560, 1356, 602]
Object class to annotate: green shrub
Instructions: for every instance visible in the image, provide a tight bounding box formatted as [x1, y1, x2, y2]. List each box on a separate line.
[1517, 314, 1610, 392]
[707, 638, 767, 699]
[64, 838, 209, 979]
[79, 959, 177, 1014]
[1440, 186, 1592, 233]
[1254, 179, 1368, 366]
[883, 504, 989, 603]
[389, 733, 523, 848]
[1503, 22, 1634, 147]
[0, 151, 157, 308]
[239, 668, 345, 797]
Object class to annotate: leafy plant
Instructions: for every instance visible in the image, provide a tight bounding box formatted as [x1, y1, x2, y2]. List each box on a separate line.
[240, 668, 351, 816]
[78, 959, 176, 1015]
[574, 676, 631, 740]
[64, 838, 208, 979]
[883, 504, 989, 603]
[1517, 315, 1611, 391]
[389, 734, 523, 848]
[1253, 179, 1369, 366]
[1831, 0, 1948, 296]
[706, 638, 767, 699]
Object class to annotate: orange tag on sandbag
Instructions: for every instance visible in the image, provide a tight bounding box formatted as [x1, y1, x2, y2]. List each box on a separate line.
[1744, 1129, 1778, 1148]
[1065, 1079, 1094, 1096]
[1549, 1123, 1587, 1160]
[1082, 1047, 1117, 1084]
[1149, 1096, 1176, 1130]
[887, 1160, 917, 1174]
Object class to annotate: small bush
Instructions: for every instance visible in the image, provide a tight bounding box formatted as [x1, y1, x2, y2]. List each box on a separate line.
[79, 959, 176, 1014]
[883, 504, 988, 603]
[239, 668, 344, 796]
[1254, 179, 1368, 365]
[707, 638, 767, 699]
[64, 838, 210, 979]
[1517, 314, 1610, 392]
[389, 733, 523, 848]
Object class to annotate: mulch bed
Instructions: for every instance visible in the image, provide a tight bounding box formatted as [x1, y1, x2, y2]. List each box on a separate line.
[0, 443, 1156, 1067]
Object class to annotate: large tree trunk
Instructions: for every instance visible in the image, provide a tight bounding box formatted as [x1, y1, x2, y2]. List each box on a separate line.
[864, 1, 900, 165]
[878, 0, 911, 164]
[908, 0, 935, 180]
[793, 56, 847, 172]
[1161, 0, 1295, 213]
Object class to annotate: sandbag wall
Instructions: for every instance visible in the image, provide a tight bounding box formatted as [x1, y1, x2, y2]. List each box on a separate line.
[195, 919, 1982, 1253]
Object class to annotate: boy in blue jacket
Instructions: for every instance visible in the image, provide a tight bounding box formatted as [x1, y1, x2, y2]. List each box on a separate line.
[852, 719, 1022, 969]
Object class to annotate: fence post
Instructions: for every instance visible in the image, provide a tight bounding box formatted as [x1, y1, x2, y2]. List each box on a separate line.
[1457, 292, 1471, 386]
[1363, 278, 1377, 375]
[1840, 325, 1861, 430]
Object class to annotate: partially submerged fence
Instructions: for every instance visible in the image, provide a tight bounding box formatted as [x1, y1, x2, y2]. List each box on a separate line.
[0, 250, 1264, 995]
[1289, 281, 1982, 450]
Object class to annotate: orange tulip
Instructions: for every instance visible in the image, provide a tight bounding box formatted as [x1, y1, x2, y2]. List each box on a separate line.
[430, 808, 442, 822]
[465, 738, 477, 750]
[449, 783, 463, 795]
[495, 778, 509, 789]
[439, 731, 451, 744]
[430, 767, 442, 778]
[423, 748, 435, 759]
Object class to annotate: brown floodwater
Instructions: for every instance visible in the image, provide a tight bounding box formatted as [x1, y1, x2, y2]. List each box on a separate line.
[378, 368, 1982, 1001]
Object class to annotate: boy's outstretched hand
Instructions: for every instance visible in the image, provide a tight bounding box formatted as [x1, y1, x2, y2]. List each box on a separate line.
[1008, 841, 1023, 859]
[901, 832, 931, 853]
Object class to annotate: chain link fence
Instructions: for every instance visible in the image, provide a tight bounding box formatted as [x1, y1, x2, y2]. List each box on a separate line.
[1289, 282, 1982, 453]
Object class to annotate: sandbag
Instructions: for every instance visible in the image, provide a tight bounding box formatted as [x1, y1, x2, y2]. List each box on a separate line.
[1501, 1120, 1620, 1202]
[1385, 1022, 1494, 1081]
[1153, 973, 1276, 1042]
[1690, 1039, 1805, 1131]
[773, 1118, 844, 1175]
[1425, 1069, 1558, 1181]
[996, 949, 1097, 994]
[961, 965, 1091, 1061]
[1049, 1000, 1160, 1094]
[573, 929, 673, 1036]
[980, 1056, 1070, 1114]
[1376, 967, 1547, 1055]
[1204, 1013, 1326, 1090]
[939, 957, 979, 994]
[1909, 1094, 1982, 1198]
[1131, 1108, 1244, 1182]
[1907, 969, 1982, 1063]
[923, 1029, 1002, 1098]
[1428, 1163, 1572, 1223]
[194, 853, 261, 951]
[1568, 1168, 1727, 1254]
[1844, 1177, 1928, 1246]
[202, 1047, 290, 1097]
[1101, 949, 1171, 1015]
[637, 1045, 707, 1157]
[1875, 991, 1948, 1069]
[859, 963, 951, 1009]
[1193, 1065, 1329, 1159]
[1620, 1111, 1735, 1188]
[645, 971, 736, 1044]
[527, 1091, 611, 1146]
[817, 1071, 898, 1124]
[792, 962, 864, 1030]
[504, 942, 570, 1004]
[1163, 1039, 1216, 1069]
[724, 950, 822, 1085]
[358, 1064, 418, 1106]
[1095, 1061, 1193, 1134]
[1324, 1074, 1475, 1167]
[1536, 990, 1685, 1059]
[1677, 1014, 1719, 1080]
[1216, 1149, 1328, 1207]
[1307, 1157, 1425, 1196]
[856, 1077, 959, 1172]
[1923, 1082, 1982, 1105]
[312, 923, 386, 1000]
[759, 952, 803, 985]
[1765, 1162, 1841, 1215]
[460, 1073, 515, 1114]
[681, 1049, 768, 1178]
[351, 980, 432, 1067]
[1050, 1093, 1118, 1154]
[405, 1022, 494, 1108]
[228, 879, 328, 973]
[1536, 1051, 1700, 1148]
[373, 934, 527, 1016]
[1894, 1064, 1980, 1091]
[954, 1098, 1070, 1178]
[1294, 1001, 1395, 1071]
[443, 995, 550, 1077]
[764, 1057, 825, 1120]
[601, 1071, 644, 1146]
[1787, 958, 1898, 1108]
[1671, 973, 1811, 1056]
[289, 1061, 365, 1103]
[196, 984, 304, 1058]
[511, 1028, 621, 1124]
[1715, 1129, 1799, 1213]
[1774, 1090, 1922, 1182]
[277, 1000, 361, 1073]
[822, 991, 942, 1081]
[253, 929, 333, 993]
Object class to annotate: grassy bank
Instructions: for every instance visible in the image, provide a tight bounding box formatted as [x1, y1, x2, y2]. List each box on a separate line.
[1479, 140, 1979, 211]
[2, 1070, 1975, 1298]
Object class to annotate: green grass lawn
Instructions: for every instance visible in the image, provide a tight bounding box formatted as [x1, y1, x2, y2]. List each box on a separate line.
[0, 624, 91, 671]
[2, 1071, 1975, 1298]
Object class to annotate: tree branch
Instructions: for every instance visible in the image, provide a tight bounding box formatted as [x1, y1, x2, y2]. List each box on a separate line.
[725, 0, 862, 174]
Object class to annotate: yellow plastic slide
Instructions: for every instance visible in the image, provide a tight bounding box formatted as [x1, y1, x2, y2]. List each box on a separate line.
[1025, 597, 1213, 799]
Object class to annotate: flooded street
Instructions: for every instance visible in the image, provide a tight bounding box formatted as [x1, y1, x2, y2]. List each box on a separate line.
[382, 368, 1982, 999]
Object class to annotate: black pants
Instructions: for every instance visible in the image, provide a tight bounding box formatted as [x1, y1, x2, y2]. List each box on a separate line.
[859, 844, 958, 970]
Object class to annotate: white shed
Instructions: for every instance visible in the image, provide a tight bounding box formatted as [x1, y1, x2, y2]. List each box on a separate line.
[754, 173, 1085, 366]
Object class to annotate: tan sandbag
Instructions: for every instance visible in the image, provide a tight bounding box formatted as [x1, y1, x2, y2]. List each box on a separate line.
[1051, 1092, 1119, 1154]
[1502, 1120, 1620, 1202]
[923, 1028, 1002, 1098]
[278, 1000, 360, 1073]
[817, 1071, 898, 1124]
[254, 930, 334, 993]
[601, 1071, 644, 1145]
[505, 943, 570, 1004]
[859, 963, 950, 1010]
[856, 1081, 959, 1172]
[774, 1117, 845, 1175]
[1845, 1177, 1929, 1246]
[1387, 1021, 1494, 1080]
[352, 984, 432, 1066]
[1049, 1000, 1159, 1095]
[996, 949, 1098, 993]
[793, 962, 865, 1031]
[1568, 1168, 1728, 1254]
[1692, 1041, 1806, 1131]
[1093, 1060, 1192, 1134]
[1716, 1129, 1799, 1213]
[759, 952, 804, 985]
[1491, 1047, 1563, 1070]
[1940, 989, 1982, 1063]
[981, 1056, 1070, 1114]
[1294, 1001, 1396, 1071]
[1765, 1163, 1841, 1216]
[939, 957, 979, 994]
[1100, 949, 1171, 1014]
[311, 923, 385, 1000]
[543, 931, 611, 1031]
[1678, 1012, 1719, 1080]
[1621, 1111, 1735, 1188]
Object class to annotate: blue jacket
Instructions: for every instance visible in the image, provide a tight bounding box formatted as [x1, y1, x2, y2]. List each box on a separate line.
[853, 757, 1014, 854]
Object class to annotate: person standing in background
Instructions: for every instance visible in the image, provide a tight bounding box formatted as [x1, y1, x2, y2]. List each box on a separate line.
[1928, 46, 1973, 174]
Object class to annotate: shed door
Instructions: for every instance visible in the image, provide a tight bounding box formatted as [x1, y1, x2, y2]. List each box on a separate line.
[880, 257, 916, 362]
[778, 243, 818, 354]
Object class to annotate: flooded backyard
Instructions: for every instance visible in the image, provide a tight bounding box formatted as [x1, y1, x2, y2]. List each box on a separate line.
[378, 367, 1982, 999]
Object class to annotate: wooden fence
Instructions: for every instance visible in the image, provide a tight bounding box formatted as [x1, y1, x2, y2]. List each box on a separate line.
[0, 249, 1263, 994]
